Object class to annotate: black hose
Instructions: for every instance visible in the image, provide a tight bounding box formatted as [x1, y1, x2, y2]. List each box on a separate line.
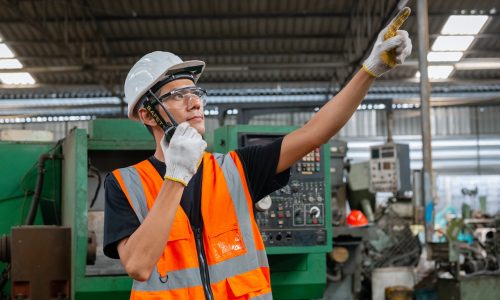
[89, 165, 102, 208]
[24, 153, 61, 225]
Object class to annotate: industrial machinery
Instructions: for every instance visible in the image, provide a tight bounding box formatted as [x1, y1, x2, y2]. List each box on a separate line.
[330, 139, 348, 226]
[214, 125, 332, 300]
[325, 139, 419, 300]
[1, 119, 155, 299]
[430, 217, 500, 300]
[369, 142, 411, 196]
[0, 138, 66, 299]
[326, 140, 379, 300]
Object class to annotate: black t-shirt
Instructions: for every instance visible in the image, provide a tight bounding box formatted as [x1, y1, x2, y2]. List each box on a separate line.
[103, 138, 290, 259]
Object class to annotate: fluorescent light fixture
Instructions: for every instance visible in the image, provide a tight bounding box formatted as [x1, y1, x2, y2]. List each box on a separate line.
[455, 60, 500, 70]
[441, 15, 489, 35]
[0, 59, 22, 69]
[0, 72, 36, 84]
[0, 43, 14, 58]
[427, 51, 463, 62]
[428, 66, 454, 79]
[432, 36, 474, 51]
[415, 66, 454, 79]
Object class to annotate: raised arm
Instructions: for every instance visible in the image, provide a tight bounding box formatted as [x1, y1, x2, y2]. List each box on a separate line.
[277, 11, 412, 174]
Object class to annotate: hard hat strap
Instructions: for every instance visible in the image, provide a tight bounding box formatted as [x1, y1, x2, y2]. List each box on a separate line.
[142, 90, 178, 142]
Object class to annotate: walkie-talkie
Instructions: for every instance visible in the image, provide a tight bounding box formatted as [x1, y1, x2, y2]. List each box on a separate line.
[144, 90, 179, 143]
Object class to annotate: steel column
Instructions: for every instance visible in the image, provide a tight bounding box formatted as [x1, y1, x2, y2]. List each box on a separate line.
[417, 0, 434, 243]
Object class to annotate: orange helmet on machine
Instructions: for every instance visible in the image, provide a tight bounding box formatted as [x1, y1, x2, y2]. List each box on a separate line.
[346, 210, 369, 227]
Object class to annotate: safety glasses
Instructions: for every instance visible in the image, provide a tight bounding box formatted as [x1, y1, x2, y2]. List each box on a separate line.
[157, 86, 207, 107]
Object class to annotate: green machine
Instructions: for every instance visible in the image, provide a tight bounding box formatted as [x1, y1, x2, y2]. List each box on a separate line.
[0, 139, 63, 298]
[214, 125, 332, 300]
[1, 119, 154, 299]
[60, 119, 155, 299]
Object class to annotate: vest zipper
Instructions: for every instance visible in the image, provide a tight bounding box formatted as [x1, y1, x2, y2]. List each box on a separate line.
[194, 227, 214, 300]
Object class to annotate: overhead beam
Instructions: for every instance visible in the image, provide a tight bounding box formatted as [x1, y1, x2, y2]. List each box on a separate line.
[14, 53, 346, 61]
[400, 58, 500, 70]
[2, 79, 500, 92]
[3, 61, 352, 73]
[0, 11, 495, 24]
[4, 32, 500, 47]
[3, 58, 500, 74]
[5, 33, 349, 44]
[0, 13, 366, 23]
[12, 49, 500, 61]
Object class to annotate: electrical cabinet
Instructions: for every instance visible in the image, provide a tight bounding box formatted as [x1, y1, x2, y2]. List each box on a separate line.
[369, 143, 411, 195]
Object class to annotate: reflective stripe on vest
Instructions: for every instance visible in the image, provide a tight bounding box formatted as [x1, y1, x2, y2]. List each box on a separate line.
[252, 292, 273, 300]
[115, 166, 149, 223]
[133, 265, 203, 291]
[208, 152, 268, 284]
[116, 153, 270, 294]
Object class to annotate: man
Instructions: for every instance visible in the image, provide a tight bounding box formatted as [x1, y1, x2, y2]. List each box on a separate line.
[104, 15, 412, 299]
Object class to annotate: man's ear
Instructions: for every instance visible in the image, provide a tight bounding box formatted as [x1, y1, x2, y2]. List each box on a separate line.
[138, 107, 157, 127]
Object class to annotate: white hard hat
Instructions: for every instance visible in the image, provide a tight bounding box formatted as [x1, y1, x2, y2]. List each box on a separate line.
[124, 51, 205, 121]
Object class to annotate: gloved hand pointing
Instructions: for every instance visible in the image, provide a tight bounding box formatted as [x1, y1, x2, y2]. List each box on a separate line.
[161, 122, 207, 186]
[362, 7, 412, 78]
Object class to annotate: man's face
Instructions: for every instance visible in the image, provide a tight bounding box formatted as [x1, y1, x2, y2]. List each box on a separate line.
[157, 78, 206, 135]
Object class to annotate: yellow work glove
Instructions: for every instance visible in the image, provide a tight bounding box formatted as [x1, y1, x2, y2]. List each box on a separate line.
[161, 122, 207, 186]
[362, 7, 412, 78]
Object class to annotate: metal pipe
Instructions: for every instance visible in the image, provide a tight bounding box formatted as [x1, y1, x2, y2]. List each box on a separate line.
[412, 169, 423, 224]
[24, 153, 53, 225]
[417, 0, 434, 243]
[386, 107, 394, 143]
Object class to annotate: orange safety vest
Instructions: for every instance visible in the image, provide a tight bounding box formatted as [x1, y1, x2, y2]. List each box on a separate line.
[113, 152, 272, 300]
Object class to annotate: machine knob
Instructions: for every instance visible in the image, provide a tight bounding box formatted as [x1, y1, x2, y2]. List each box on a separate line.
[255, 195, 272, 212]
[316, 231, 326, 244]
[309, 206, 321, 218]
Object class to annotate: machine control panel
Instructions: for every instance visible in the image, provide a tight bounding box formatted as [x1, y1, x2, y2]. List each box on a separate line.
[369, 143, 411, 194]
[252, 146, 328, 247]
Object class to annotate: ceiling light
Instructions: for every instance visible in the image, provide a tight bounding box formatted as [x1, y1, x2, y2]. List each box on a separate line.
[427, 51, 463, 62]
[455, 60, 500, 70]
[0, 59, 23, 69]
[428, 66, 454, 79]
[415, 66, 454, 79]
[0, 72, 36, 85]
[441, 15, 489, 34]
[0, 44, 15, 58]
[432, 36, 474, 51]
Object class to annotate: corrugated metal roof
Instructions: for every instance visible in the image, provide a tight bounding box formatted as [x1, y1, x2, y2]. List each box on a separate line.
[0, 0, 499, 118]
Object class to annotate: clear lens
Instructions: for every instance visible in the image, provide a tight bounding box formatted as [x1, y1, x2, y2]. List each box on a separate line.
[161, 87, 207, 107]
